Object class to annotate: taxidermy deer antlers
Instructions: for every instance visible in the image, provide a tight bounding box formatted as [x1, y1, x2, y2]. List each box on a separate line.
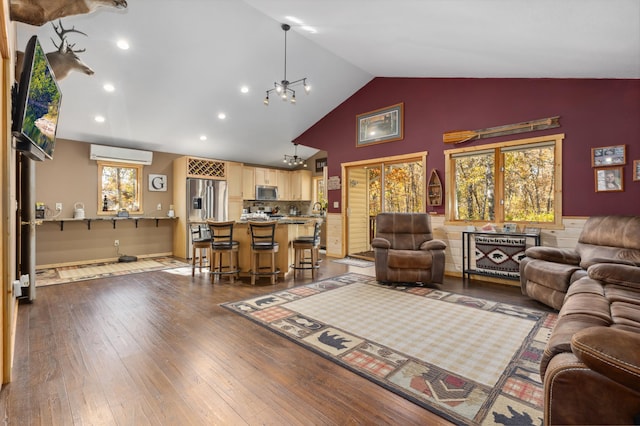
[10, 0, 128, 26]
[16, 20, 94, 81]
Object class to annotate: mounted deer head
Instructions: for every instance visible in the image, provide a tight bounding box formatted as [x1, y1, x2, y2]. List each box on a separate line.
[10, 0, 127, 26]
[16, 20, 94, 81]
[47, 20, 94, 79]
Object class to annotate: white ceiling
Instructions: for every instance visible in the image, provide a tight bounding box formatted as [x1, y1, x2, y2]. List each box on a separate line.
[15, 0, 640, 167]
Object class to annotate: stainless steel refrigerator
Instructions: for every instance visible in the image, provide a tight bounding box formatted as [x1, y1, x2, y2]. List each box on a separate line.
[186, 178, 228, 258]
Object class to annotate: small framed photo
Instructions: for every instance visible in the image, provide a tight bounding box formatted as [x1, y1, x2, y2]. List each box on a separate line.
[592, 145, 626, 167]
[634, 160, 640, 181]
[595, 166, 624, 192]
[315, 158, 327, 172]
[524, 227, 541, 235]
[356, 103, 404, 147]
[503, 223, 517, 233]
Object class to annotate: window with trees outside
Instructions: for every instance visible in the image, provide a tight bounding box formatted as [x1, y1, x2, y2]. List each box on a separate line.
[444, 134, 564, 227]
[98, 161, 143, 214]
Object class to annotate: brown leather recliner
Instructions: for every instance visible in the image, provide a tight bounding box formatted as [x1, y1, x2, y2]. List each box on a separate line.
[520, 215, 640, 310]
[371, 212, 446, 284]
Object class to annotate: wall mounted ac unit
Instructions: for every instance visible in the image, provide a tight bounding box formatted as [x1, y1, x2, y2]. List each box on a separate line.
[89, 144, 153, 165]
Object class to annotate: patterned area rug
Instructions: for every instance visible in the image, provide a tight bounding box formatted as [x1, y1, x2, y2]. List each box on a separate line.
[36, 256, 191, 287]
[222, 273, 556, 425]
[331, 257, 375, 267]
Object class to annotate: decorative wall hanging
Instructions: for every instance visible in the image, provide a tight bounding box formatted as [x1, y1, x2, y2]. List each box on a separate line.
[356, 103, 404, 147]
[16, 21, 94, 81]
[634, 160, 640, 181]
[595, 166, 624, 192]
[10, 0, 128, 27]
[427, 169, 442, 207]
[315, 158, 327, 172]
[443, 116, 560, 144]
[148, 174, 167, 192]
[327, 176, 341, 190]
[591, 144, 626, 167]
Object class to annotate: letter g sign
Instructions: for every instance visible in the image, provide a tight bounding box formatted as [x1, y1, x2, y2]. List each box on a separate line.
[148, 174, 167, 192]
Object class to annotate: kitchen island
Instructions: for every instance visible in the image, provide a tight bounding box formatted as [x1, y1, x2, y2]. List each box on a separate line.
[216, 218, 322, 280]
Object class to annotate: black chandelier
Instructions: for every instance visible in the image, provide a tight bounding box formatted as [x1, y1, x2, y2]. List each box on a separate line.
[283, 143, 307, 167]
[264, 23, 310, 105]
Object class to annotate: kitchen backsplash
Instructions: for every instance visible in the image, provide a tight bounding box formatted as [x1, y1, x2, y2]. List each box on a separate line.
[243, 200, 313, 216]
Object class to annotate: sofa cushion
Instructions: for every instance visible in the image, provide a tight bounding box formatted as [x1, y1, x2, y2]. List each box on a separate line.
[387, 249, 433, 269]
[588, 263, 640, 289]
[610, 302, 640, 329]
[578, 215, 640, 250]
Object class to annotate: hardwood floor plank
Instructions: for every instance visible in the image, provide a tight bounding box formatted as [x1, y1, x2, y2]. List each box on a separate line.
[1, 256, 551, 425]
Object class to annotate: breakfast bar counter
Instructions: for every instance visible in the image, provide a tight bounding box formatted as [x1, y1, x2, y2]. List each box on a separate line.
[222, 218, 321, 279]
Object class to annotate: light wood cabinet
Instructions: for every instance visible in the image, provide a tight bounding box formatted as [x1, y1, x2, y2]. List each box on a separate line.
[242, 167, 255, 200]
[290, 170, 312, 200]
[227, 161, 244, 220]
[255, 167, 277, 186]
[277, 170, 290, 200]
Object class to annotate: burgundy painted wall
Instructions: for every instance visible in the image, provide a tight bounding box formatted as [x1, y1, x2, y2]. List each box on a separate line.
[294, 78, 640, 217]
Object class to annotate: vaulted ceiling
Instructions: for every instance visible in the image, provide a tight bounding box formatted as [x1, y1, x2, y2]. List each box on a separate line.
[15, 0, 640, 167]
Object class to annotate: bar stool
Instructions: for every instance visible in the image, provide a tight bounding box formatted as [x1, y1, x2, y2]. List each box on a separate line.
[190, 224, 211, 277]
[248, 221, 279, 285]
[292, 221, 321, 278]
[207, 220, 240, 283]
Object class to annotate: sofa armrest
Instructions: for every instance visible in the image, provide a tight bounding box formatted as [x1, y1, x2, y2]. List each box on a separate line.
[419, 239, 447, 251]
[571, 326, 640, 393]
[588, 263, 640, 289]
[371, 237, 390, 249]
[524, 246, 580, 265]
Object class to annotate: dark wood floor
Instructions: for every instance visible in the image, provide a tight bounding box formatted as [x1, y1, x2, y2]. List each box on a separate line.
[0, 256, 551, 425]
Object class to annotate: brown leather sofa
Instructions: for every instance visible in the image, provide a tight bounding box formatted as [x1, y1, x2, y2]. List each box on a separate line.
[519, 216, 640, 424]
[541, 262, 640, 425]
[520, 215, 640, 310]
[371, 212, 446, 284]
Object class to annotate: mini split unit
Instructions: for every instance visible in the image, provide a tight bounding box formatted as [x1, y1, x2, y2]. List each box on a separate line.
[89, 144, 153, 165]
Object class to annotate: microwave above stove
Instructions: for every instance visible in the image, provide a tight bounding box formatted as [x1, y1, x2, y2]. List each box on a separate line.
[256, 185, 278, 200]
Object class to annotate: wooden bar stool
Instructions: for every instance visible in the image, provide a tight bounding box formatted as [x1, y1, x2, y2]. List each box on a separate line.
[190, 224, 212, 277]
[248, 221, 279, 285]
[292, 221, 321, 278]
[207, 220, 240, 283]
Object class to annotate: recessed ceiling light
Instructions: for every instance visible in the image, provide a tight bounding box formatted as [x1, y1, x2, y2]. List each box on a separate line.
[218, 113, 226, 120]
[95, 115, 105, 123]
[103, 83, 115, 92]
[240, 86, 249, 94]
[116, 39, 130, 50]
[200, 135, 207, 141]
[285, 16, 303, 24]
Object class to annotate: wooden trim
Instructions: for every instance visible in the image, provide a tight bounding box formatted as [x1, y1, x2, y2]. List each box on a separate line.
[96, 161, 144, 215]
[444, 133, 565, 229]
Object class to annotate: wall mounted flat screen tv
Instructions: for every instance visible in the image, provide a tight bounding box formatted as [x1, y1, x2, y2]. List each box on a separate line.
[12, 35, 62, 161]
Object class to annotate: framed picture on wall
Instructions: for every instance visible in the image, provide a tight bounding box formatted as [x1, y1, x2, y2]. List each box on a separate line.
[356, 103, 404, 147]
[315, 158, 327, 172]
[591, 144, 626, 167]
[595, 166, 624, 192]
[634, 160, 640, 181]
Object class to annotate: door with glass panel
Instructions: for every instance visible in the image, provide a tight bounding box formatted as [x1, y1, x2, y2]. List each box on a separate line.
[346, 156, 425, 259]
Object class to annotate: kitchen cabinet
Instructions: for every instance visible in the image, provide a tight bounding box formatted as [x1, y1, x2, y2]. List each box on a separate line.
[290, 170, 312, 200]
[173, 156, 228, 259]
[255, 167, 277, 186]
[227, 161, 244, 220]
[277, 170, 290, 200]
[242, 166, 255, 200]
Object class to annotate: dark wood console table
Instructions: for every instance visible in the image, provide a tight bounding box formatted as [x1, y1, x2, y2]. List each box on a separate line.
[462, 231, 541, 281]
